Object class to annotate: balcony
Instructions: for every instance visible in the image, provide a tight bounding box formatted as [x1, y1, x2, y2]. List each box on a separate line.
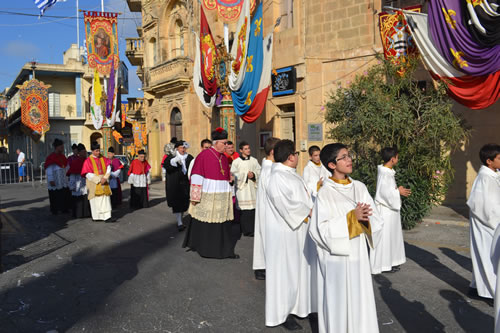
[145, 57, 193, 94]
[126, 0, 141, 12]
[125, 38, 143, 66]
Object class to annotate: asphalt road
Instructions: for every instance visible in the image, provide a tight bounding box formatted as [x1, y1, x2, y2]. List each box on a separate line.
[0, 182, 494, 333]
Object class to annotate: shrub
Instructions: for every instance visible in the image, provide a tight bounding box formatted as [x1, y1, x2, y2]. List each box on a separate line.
[324, 58, 469, 229]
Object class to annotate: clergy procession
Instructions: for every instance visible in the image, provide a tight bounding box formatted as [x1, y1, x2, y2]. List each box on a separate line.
[39, 126, 500, 332]
[3, 0, 500, 331]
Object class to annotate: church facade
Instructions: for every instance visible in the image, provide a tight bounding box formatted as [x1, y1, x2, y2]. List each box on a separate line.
[125, 0, 500, 205]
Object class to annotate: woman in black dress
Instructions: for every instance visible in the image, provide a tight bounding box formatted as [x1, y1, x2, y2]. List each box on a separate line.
[164, 140, 193, 231]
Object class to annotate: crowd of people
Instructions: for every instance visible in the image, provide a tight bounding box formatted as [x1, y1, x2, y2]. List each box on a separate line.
[41, 131, 500, 332]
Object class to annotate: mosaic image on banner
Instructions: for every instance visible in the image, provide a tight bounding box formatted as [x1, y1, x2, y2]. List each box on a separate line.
[84, 11, 120, 76]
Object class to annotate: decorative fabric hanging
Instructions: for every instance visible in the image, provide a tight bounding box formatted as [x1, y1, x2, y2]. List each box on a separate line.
[203, 0, 256, 22]
[228, 0, 251, 91]
[231, 2, 264, 116]
[83, 11, 120, 76]
[378, 6, 421, 75]
[18, 79, 51, 138]
[405, 11, 500, 109]
[90, 70, 104, 130]
[464, 0, 500, 47]
[428, 0, 500, 76]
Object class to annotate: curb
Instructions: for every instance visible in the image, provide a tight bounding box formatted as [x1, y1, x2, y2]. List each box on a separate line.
[421, 218, 469, 227]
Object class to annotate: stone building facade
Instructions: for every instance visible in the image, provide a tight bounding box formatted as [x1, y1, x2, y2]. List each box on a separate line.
[126, 0, 500, 205]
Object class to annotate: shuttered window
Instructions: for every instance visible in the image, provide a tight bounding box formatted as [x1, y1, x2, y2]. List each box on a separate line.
[49, 92, 60, 117]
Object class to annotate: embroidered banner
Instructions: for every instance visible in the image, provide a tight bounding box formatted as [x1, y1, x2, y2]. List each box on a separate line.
[203, 0, 256, 22]
[379, 6, 421, 75]
[17, 79, 51, 137]
[84, 11, 120, 76]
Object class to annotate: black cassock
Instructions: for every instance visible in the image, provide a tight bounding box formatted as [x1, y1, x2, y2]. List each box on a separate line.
[164, 154, 193, 213]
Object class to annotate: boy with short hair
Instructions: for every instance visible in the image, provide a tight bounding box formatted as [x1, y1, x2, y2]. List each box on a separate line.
[303, 145, 331, 200]
[253, 137, 280, 280]
[309, 143, 383, 333]
[370, 146, 411, 274]
[468, 143, 500, 301]
[231, 141, 261, 236]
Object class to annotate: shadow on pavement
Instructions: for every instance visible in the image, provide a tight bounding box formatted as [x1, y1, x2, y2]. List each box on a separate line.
[439, 247, 472, 273]
[0, 222, 180, 333]
[439, 289, 493, 332]
[405, 242, 470, 294]
[374, 274, 445, 332]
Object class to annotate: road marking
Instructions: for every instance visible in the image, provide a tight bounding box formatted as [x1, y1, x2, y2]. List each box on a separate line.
[0, 209, 25, 235]
[406, 239, 469, 253]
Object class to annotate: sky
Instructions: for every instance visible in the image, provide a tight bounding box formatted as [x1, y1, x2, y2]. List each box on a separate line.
[0, 0, 143, 99]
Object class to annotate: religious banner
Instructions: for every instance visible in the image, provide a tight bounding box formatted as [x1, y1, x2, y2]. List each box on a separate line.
[0, 95, 7, 138]
[18, 79, 51, 138]
[83, 11, 120, 76]
[428, 0, 500, 76]
[203, 0, 256, 22]
[379, 6, 421, 75]
[193, 7, 218, 107]
[132, 121, 147, 149]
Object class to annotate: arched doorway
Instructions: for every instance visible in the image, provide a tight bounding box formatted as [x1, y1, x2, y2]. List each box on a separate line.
[149, 119, 161, 177]
[90, 132, 103, 150]
[170, 108, 182, 140]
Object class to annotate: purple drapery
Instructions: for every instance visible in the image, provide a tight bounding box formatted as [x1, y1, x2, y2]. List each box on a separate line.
[428, 0, 500, 76]
[106, 59, 115, 119]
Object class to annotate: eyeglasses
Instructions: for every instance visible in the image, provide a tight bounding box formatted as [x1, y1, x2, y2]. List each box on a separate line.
[336, 153, 353, 162]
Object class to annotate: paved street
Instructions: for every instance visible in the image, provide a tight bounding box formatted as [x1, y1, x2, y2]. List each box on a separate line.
[0, 182, 493, 333]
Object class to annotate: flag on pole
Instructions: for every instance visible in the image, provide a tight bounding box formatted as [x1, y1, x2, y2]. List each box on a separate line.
[34, 0, 59, 16]
[91, 70, 104, 130]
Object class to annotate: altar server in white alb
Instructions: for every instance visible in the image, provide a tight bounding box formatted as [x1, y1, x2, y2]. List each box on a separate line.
[370, 146, 411, 274]
[309, 143, 383, 333]
[253, 137, 280, 281]
[231, 141, 261, 236]
[491, 224, 500, 333]
[303, 145, 331, 200]
[468, 143, 500, 300]
[265, 139, 315, 331]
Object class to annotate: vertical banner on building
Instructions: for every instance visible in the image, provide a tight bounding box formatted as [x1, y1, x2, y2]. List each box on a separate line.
[83, 11, 120, 76]
[17, 79, 51, 139]
[379, 6, 421, 75]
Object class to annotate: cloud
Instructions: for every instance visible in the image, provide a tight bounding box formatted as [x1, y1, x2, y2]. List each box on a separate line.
[2, 41, 40, 58]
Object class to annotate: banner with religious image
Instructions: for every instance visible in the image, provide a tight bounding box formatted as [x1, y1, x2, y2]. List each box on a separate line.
[84, 11, 120, 76]
[203, 0, 256, 22]
[18, 79, 51, 138]
[379, 6, 421, 75]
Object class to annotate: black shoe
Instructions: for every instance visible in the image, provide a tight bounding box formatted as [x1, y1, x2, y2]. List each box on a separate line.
[468, 287, 479, 297]
[105, 217, 117, 223]
[178, 225, 186, 232]
[254, 269, 266, 280]
[388, 266, 400, 273]
[228, 254, 240, 259]
[282, 315, 302, 331]
[245, 232, 254, 237]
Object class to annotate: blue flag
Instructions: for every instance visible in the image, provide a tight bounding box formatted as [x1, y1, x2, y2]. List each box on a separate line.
[231, 1, 264, 116]
[34, 0, 59, 16]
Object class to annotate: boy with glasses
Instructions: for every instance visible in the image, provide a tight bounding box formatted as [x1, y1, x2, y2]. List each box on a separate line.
[309, 143, 383, 333]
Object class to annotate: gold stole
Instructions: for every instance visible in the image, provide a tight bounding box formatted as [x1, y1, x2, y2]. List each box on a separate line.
[330, 177, 373, 243]
[90, 157, 111, 196]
